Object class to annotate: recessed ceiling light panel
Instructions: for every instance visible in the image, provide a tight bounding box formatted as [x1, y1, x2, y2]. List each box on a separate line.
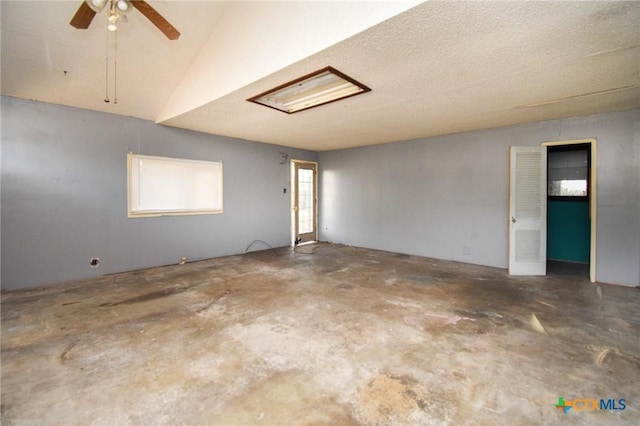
[247, 66, 371, 114]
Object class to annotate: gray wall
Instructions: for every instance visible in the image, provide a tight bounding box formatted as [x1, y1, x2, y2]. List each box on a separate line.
[319, 109, 640, 287]
[3, 96, 638, 289]
[1, 96, 316, 289]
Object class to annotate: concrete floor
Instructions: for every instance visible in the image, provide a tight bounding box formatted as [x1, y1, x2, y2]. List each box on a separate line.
[1, 243, 639, 425]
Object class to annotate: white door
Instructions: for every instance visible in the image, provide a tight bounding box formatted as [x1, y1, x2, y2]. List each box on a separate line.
[509, 146, 547, 276]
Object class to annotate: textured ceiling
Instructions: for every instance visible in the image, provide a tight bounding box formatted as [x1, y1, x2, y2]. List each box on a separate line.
[2, 1, 639, 151]
[1, 0, 230, 120]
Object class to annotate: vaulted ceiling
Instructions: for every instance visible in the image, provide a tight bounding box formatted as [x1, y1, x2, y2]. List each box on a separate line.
[2, 1, 639, 151]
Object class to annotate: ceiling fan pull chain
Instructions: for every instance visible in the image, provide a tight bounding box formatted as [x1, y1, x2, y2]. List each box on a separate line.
[104, 25, 110, 103]
[114, 28, 118, 104]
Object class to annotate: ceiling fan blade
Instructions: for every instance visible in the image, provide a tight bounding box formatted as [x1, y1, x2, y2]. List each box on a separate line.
[70, 1, 97, 29]
[131, 1, 180, 40]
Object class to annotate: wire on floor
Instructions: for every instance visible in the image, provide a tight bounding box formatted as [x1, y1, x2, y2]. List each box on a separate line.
[245, 239, 280, 256]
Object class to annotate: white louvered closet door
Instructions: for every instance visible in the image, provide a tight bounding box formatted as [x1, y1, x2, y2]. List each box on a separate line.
[509, 146, 547, 276]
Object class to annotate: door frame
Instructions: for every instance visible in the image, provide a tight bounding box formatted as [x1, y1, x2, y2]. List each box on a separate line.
[290, 159, 318, 246]
[541, 138, 597, 283]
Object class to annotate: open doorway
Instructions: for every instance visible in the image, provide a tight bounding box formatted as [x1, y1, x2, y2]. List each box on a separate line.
[290, 160, 317, 246]
[508, 139, 597, 282]
[542, 139, 597, 282]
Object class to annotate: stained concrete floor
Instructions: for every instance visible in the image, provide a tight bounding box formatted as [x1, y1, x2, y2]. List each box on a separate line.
[1, 243, 639, 425]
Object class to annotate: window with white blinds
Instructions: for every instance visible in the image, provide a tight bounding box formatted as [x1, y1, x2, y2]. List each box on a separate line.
[127, 153, 223, 217]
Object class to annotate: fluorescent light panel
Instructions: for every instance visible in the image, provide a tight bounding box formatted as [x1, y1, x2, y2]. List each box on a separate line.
[248, 66, 371, 114]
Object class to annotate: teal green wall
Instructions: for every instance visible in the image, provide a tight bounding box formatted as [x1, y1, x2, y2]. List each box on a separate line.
[547, 201, 590, 263]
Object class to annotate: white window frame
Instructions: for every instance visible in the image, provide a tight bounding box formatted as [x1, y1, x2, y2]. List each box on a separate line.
[127, 153, 223, 218]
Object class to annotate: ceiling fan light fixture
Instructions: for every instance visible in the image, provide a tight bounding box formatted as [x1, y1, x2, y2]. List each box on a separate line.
[247, 66, 371, 114]
[87, 0, 107, 13]
[107, 22, 118, 32]
[116, 0, 130, 13]
[71, 0, 180, 40]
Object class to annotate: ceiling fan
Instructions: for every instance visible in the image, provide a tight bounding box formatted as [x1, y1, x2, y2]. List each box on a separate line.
[70, 0, 180, 40]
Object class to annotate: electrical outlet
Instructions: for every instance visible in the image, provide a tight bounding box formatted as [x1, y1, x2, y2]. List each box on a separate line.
[463, 246, 471, 256]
